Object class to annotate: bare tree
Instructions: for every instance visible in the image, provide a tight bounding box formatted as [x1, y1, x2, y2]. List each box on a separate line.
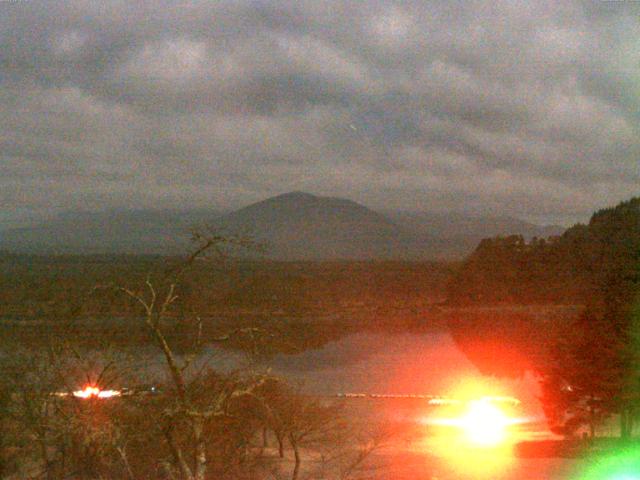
[253, 381, 347, 480]
[111, 232, 273, 480]
[335, 423, 396, 480]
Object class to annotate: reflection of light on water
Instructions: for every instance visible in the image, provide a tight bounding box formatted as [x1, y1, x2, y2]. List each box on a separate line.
[421, 379, 524, 447]
[413, 395, 560, 479]
[424, 395, 523, 447]
[423, 399, 529, 446]
[418, 428, 515, 479]
[416, 379, 525, 478]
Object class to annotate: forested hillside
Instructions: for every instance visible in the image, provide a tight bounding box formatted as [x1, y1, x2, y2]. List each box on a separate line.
[447, 197, 640, 436]
[447, 197, 640, 308]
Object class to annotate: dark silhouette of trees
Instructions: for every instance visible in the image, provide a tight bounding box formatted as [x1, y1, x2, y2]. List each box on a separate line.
[539, 199, 640, 438]
[447, 197, 640, 438]
[539, 310, 630, 438]
[253, 380, 343, 480]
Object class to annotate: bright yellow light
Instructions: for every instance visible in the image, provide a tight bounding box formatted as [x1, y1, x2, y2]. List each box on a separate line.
[460, 399, 509, 447]
[422, 398, 516, 479]
[421, 378, 520, 478]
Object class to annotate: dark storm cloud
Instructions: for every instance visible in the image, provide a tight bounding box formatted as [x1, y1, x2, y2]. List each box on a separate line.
[1, 0, 639, 226]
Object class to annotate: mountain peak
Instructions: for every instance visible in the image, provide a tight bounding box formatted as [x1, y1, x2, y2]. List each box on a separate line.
[265, 191, 318, 204]
[247, 191, 368, 212]
[214, 192, 415, 259]
[277, 191, 316, 199]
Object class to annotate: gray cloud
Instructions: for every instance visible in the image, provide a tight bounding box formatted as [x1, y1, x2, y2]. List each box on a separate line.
[1, 0, 639, 227]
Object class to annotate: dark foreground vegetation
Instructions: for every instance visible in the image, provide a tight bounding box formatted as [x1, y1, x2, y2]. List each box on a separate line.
[0, 241, 449, 479]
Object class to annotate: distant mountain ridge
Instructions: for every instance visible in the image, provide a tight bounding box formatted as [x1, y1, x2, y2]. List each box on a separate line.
[0, 209, 223, 255]
[214, 191, 428, 259]
[0, 192, 562, 259]
[387, 211, 563, 240]
[446, 196, 640, 305]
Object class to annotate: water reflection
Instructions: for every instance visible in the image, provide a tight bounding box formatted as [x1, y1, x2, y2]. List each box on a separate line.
[208, 331, 541, 406]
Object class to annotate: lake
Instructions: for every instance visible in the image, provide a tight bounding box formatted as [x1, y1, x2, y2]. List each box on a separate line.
[203, 330, 585, 479]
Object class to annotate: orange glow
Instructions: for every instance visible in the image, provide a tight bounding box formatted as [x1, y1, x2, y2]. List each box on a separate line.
[73, 386, 121, 399]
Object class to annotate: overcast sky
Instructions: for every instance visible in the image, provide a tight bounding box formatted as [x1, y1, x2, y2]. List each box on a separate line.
[1, 0, 639, 227]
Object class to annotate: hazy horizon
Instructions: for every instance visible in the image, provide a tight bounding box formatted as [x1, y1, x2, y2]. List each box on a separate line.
[0, 190, 598, 231]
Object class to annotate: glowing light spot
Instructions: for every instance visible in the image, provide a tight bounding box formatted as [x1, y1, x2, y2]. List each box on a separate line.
[424, 398, 516, 479]
[423, 379, 520, 478]
[73, 386, 121, 399]
[460, 399, 509, 447]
